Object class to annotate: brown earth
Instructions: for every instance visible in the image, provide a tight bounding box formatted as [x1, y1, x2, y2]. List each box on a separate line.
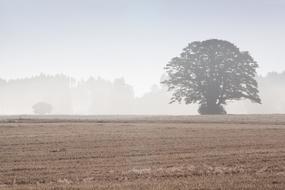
[0, 115, 285, 189]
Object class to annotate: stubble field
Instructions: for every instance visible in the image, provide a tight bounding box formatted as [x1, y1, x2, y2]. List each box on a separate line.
[0, 115, 285, 190]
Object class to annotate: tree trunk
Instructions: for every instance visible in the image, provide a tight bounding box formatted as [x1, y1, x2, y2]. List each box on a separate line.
[199, 83, 226, 115]
[198, 102, 226, 115]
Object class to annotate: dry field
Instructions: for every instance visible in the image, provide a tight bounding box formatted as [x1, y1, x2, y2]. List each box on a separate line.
[0, 115, 285, 190]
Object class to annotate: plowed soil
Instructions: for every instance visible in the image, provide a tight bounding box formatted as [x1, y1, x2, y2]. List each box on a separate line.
[0, 115, 285, 189]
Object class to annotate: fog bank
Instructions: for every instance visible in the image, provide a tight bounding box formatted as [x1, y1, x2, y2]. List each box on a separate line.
[0, 72, 284, 115]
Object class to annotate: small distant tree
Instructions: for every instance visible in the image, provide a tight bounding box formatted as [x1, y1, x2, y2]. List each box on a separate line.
[162, 39, 261, 114]
[32, 102, 53, 115]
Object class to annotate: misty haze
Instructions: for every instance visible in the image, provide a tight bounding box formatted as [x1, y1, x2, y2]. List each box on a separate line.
[0, 72, 285, 115]
[1, 0, 285, 189]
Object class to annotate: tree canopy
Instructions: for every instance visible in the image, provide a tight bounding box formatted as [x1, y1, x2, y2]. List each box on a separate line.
[162, 39, 261, 114]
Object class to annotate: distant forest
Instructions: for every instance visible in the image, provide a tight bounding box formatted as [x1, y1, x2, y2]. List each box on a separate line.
[0, 72, 284, 114]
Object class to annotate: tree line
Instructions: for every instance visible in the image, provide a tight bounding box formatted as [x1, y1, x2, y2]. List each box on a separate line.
[0, 72, 284, 115]
[1, 39, 285, 115]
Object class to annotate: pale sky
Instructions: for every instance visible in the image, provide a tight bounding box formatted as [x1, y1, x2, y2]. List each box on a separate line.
[1, 0, 285, 96]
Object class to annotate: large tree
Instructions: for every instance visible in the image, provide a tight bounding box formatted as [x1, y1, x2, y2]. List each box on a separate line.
[162, 39, 261, 114]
